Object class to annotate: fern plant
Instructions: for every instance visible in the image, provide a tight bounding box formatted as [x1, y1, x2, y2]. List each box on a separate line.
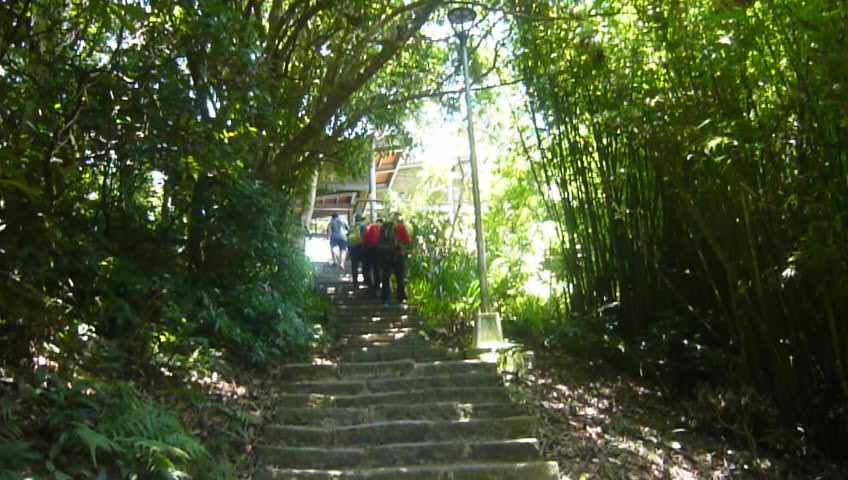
[3, 371, 207, 479]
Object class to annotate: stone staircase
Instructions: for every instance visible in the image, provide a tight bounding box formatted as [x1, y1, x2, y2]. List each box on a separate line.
[254, 267, 560, 479]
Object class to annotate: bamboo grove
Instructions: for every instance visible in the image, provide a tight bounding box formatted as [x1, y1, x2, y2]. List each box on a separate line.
[509, 0, 847, 456]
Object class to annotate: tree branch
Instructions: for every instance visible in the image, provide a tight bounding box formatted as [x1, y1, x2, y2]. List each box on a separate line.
[260, 0, 444, 183]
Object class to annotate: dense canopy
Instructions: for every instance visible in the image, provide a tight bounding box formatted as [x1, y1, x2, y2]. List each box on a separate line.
[1, 0, 846, 477]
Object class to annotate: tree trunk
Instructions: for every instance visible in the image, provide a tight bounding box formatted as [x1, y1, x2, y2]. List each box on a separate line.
[300, 167, 319, 233]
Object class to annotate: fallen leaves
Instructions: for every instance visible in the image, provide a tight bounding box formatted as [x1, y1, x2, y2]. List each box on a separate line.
[514, 353, 841, 479]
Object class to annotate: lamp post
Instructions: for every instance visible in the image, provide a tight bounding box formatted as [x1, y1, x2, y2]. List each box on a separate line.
[448, 7, 502, 347]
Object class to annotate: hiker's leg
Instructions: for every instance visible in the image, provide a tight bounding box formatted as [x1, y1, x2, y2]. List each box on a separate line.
[349, 246, 360, 286]
[357, 247, 365, 286]
[359, 247, 370, 286]
[365, 248, 377, 298]
[373, 249, 383, 298]
[353, 247, 365, 287]
[381, 253, 393, 303]
[330, 237, 342, 265]
[338, 240, 348, 270]
[396, 253, 407, 303]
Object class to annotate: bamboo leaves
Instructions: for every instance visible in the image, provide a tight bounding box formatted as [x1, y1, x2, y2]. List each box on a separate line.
[509, 0, 848, 456]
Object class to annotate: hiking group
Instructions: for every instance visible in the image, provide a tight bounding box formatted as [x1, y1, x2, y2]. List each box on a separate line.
[327, 212, 413, 304]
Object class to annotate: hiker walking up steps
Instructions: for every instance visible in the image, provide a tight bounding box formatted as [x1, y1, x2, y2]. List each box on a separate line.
[327, 213, 349, 270]
[348, 214, 368, 288]
[362, 218, 383, 299]
[378, 214, 412, 305]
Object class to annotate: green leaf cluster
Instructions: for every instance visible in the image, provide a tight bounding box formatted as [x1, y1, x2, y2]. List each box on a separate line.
[2, 373, 205, 479]
[0, 0, 445, 476]
[508, 0, 848, 458]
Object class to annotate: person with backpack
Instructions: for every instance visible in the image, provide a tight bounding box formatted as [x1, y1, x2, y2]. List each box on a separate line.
[362, 218, 384, 299]
[378, 214, 412, 304]
[348, 214, 369, 288]
[327, 213, 349, 270]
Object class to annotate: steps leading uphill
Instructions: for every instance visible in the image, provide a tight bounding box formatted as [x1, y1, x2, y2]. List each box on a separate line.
[254, 265, 560, 480]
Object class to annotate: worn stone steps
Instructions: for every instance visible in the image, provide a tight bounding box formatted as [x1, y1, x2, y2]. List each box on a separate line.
[276, 359, 498, 381]
[274, 402, 523, 426]
[330, 304, 414, 315]
[257, 438, 543, 469]
[334, 324, 424, 340]
[336, 331, 422, 347]
[330, 313, 421, 322]
[277, 371, 501, 396]
[263, 416, 536, 447]
[335, 324, 420, 336]
[341, 345, 453, 363]
[254, 263, 559, 480]
[274, 386, 512, 409]
[257, 460, 560, 480]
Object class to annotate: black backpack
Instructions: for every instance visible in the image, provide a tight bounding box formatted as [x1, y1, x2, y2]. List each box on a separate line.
[378, 221, 397, 251]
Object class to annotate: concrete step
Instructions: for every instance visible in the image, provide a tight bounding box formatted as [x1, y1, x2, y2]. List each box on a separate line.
[257, 461, 560, 480]
[331, 304, 414, 315]
[275, 386, 511, 409]
[276, 360, 499, 382]
[327, 286, 389, 295]
[337, 359, 496, 378]
[411, 360, 497, 377]
[339, 359, 417, 378]
[328, 298, 387, 306]
[256, 438, 543, 469]
[331, 309, 420, 319]
[328, 287, 373, 296]
[331, 319, 423, 329]
[332, 314, 420, 325]
[336, 331, 423, 347]
[263, 416, 536, 447]
[274, 402, 524, 426]
[367, 371, 500, 393]
[334, 323, 421, 336]
[338, 345, 487, 363]
[337, 331, 428, 347]
[278, 372, 500, 396]
[340, 346, 452, 363]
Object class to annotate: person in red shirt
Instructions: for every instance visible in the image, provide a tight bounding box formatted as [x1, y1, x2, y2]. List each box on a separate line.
[362, 218, 384, 299]
[378, 215, 413, 304]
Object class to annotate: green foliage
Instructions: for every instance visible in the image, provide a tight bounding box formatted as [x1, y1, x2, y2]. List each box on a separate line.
[509, 0, 848, 459]
[407, 212, 480, 342]
[1, 371, 206, 479]
[0, 0, 442, 474]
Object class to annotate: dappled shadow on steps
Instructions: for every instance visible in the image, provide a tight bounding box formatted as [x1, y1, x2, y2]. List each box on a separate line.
[252, 262, 560, 479]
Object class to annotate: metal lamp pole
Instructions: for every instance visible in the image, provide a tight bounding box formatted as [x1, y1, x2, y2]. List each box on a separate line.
[449, 7, 491, 314]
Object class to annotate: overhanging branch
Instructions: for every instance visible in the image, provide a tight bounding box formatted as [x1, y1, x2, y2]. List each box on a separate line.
[260, 0, 444, 184]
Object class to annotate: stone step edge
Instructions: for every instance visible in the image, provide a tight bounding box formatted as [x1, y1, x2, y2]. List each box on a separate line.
[276, 359, 497, 378]
[279, 371, 500, 389]
[274, 401, 522, 423]
[255, 438, 545, 471]
[275, 385, 510, 402]
[257, 437, 541, 457]
[257, 460, 560, 480]
[336, 331, 425, 340]
[266, 415, 535, 435]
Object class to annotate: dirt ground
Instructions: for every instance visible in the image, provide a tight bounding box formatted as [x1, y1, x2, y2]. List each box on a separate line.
[512, 352, 843, 480]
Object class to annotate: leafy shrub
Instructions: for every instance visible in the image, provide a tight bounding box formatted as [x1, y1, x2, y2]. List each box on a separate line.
[406, 212, 480, 343]
[1, 370, 206, 479]
[188, 176, 322, 367]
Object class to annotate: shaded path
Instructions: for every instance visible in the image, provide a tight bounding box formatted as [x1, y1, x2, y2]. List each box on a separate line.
[253, 263, 559, 479]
